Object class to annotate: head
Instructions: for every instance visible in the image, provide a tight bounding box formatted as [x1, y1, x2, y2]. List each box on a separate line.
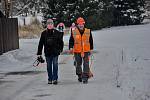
[57, 22, 65, 32]
[46, 19, 54, 30]
[71, 23, 75, 27]
[59, 22, 64, 27]
[76, 17, 85, 30]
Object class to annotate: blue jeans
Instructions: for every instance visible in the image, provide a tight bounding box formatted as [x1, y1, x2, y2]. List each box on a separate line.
[46, 55, 58, 81]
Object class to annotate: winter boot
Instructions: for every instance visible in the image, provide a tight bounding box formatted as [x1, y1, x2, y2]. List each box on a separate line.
[48, 80, 52, 84]
[78, 75, 82, 82]
[83, 78, 88, 84]
[82, 74, 89, 84]
[53, 80, 58, 85]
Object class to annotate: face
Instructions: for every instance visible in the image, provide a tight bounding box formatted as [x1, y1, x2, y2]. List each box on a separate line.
[77, 24, 84, 30]
[47, 22, 54, 29]
[58, 26, 64, 32]
[72, 23, 75, 27]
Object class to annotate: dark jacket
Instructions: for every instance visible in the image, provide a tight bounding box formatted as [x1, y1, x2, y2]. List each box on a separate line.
[69, 27, 93, 50]
[37, 29, 64, 56]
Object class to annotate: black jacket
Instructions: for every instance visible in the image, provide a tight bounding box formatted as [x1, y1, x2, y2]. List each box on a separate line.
[69, 27, 93, 50]
[37, 29, 64, 56]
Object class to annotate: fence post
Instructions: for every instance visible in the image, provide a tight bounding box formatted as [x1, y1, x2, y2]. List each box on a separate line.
[0, 19, 3, 55]
[2, 19, 7, 53]
[14, 18, 19, 49]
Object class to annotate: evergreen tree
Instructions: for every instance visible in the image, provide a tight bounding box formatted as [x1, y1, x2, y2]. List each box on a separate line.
[12, 0, 45, 16]
[42, 0, 100, 28]
[41, 0, 58, 27]
[78, 0, 100, 28]
[113, 0, 145, 25]
[99, 0, 115, 28]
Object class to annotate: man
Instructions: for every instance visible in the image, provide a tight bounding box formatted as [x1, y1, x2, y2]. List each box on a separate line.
[37, 19, 64, 85]
[69, 17, 93, 84]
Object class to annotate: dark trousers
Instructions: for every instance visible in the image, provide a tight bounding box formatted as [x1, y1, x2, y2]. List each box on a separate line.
[74, 52, 90, 78]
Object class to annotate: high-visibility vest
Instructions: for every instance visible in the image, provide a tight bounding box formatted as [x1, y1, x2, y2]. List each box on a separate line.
[72, 28, 90, 53]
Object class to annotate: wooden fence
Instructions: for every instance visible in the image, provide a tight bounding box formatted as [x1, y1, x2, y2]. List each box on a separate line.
[0, 18, 19, 55]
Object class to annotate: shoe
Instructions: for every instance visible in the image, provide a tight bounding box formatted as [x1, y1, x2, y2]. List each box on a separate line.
[78, 75, 82, 82]
[48, 81, 52, 84]
[53, 80, 58, 85]
[78, 77, 82, 82]
[83, 78, 88, 84]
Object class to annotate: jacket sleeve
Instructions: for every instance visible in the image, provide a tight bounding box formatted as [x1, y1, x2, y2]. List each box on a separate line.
[59, 31, 64, 40]
[69, 29, 74, 49]
[59, 32, 64, 52]
[89, 30, 93, 50]
[37, 31, 45, 55]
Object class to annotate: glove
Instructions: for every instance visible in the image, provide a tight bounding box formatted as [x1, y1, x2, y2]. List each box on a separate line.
[37, 55, 45, 63]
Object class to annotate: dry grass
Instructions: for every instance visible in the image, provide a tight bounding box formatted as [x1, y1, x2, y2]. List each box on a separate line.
[19, 18, 44, 38]
[19, 18, 70, 38]
[19, 24, 44, 39]
[19, 26, 70, 39]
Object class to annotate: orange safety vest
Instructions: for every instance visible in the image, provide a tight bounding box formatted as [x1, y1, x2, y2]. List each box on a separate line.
[72, 28, 91, 53]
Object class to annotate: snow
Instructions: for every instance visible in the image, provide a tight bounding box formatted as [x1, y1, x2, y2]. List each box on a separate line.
[0, 23, 150, 100]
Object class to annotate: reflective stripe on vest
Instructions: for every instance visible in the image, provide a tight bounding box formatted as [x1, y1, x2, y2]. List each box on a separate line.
[72, 28, 90, 53]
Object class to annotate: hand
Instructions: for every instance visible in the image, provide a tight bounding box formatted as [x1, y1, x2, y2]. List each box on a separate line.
[88, 51, 92, 56]
[37, 55, 45, 63]
[37, 55, 42, 60]
[70, 48, 73, 54]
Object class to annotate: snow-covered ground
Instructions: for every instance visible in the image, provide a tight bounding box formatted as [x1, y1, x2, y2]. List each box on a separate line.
[0, 23, 150, 100]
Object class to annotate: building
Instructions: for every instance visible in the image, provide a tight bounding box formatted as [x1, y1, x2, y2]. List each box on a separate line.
[145, 0, 150, 18]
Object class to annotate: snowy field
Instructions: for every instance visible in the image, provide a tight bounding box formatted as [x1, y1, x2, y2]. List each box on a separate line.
[0, 23, 150, 100]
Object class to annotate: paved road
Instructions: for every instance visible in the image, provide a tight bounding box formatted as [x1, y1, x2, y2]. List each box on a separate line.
[0, 24, 150, 100]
